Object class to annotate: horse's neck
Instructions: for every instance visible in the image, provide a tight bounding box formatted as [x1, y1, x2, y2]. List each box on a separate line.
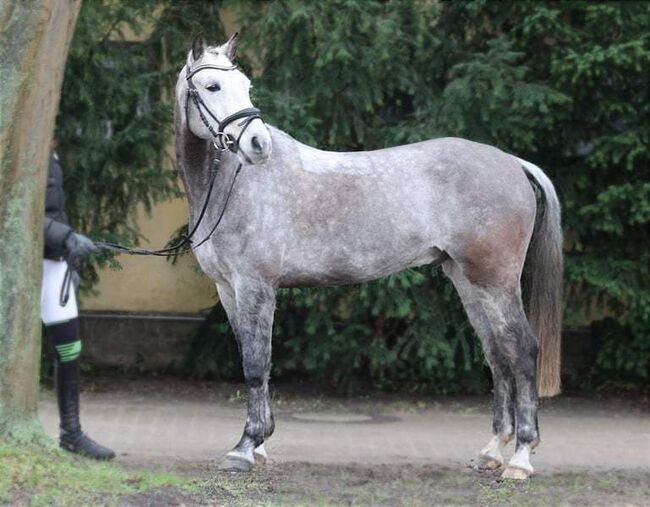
[176, 125, 207, 186]
[176, 127, 235, 220]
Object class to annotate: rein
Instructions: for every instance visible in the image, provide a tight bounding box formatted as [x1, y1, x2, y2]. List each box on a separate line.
[95, 155, 242, 257]
[66, 151, 242, 306]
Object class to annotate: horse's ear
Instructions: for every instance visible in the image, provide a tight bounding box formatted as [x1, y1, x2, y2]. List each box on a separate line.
[192, 35, 207, 61]
[223, 32, 239, 61]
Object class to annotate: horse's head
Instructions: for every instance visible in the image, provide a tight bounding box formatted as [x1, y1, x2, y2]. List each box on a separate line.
[178, 33, 271, 165]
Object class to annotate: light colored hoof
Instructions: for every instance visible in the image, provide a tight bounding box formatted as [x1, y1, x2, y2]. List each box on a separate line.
[501, 466, 531, 481]
[254, 444, 268, 465]
[218, 452, 254, 472]
[476, 454, 503, 470]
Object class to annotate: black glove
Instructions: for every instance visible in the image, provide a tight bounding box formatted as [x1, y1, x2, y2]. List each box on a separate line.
[44, 217, 73, 249]
[64, 232, 98, 261]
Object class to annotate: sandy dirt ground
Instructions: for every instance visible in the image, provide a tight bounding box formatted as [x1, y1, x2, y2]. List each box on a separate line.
[38, 377, 650, 506]
[38, 377, 650, 471]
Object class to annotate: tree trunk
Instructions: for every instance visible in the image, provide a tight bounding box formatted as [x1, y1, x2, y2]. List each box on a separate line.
[0, 0, 81, 440]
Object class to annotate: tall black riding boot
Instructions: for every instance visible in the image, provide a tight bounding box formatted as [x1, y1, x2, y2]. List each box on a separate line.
[48, 320, 115, 460]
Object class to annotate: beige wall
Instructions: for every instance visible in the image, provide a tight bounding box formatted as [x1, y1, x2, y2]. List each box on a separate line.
[81, 196, 217, 313]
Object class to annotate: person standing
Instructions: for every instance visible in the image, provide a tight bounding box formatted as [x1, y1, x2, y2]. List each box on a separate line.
[42, 148, 115, 460]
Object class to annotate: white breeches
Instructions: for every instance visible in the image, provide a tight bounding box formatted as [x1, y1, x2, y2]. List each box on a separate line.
[41, 259, 78, 325]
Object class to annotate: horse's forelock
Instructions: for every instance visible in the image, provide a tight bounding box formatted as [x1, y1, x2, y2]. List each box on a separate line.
[188, 46, 233, 68]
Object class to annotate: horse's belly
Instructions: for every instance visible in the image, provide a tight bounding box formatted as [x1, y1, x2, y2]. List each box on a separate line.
[277, 237, 444, 288]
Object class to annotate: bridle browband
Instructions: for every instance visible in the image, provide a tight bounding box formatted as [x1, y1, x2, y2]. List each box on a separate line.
[185, 62, 263, 156]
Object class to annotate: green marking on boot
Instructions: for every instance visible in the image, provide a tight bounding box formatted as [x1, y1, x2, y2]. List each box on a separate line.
[55, 340, 82, 362]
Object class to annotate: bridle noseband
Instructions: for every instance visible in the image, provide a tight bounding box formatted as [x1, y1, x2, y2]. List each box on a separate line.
[185, 62, 264, 154]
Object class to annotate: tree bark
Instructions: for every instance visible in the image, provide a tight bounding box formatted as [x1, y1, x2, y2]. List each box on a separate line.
[0, 0, 81, 439]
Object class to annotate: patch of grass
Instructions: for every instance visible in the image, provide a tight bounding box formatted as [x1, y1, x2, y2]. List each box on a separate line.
[473, 471, 650, 507]
[0, 415, 53, 448]
[477, 478, 532, 507]
[0, 440, 194, 506]
[3, 443, 649, 507]
[200, 475, 257, 504]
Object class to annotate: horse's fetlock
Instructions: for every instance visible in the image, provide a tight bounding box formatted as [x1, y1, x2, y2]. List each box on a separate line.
[265, 417, 275, 438]
[244, 427, 264, 448]
[243, 364, 266, 387]
[499, 425, 515, 441]
[516, 425, 538, 446]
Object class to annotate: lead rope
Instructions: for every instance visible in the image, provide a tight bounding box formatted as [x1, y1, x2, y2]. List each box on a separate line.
[58, 159, 241, 306]
[94, 159, 243, 257]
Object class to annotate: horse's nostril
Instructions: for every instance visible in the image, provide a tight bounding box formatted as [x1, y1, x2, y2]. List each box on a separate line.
[251, 135, 262, 152]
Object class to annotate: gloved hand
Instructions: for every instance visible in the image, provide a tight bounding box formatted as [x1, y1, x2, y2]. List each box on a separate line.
[64, 232, 98, 260]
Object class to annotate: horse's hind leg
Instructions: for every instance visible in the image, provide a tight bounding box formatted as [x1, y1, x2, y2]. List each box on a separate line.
[494, 297, 540, 480]
[443, 261, 515, 470]
[216, 278, 276, 471]
[446, 257, 540, 479]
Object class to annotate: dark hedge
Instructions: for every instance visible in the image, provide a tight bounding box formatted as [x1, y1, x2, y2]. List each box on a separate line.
[58, 1, 649, 393]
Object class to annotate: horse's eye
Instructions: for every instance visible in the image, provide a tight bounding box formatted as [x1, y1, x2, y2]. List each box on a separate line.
[206, 83, 221, 92]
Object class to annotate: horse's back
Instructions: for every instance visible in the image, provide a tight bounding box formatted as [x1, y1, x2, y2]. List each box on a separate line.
[273, 127, 533, 195]
[273, 129, 535, 228]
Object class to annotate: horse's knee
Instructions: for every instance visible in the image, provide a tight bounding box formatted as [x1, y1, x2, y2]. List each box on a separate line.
[242, 361, 267, 387]
[240, 343, 269, 383]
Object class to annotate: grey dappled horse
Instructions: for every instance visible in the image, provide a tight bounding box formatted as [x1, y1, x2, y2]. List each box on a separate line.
[174, 35, 563, 480]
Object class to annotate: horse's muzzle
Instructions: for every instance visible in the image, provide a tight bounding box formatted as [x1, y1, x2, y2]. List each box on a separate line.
[240, 120, 272, 164]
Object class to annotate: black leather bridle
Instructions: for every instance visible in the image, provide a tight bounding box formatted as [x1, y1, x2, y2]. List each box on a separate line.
[185, 62, 264, 156]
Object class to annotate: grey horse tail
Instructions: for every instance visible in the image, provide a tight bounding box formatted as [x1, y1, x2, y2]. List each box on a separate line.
[517, 157, 564, 397]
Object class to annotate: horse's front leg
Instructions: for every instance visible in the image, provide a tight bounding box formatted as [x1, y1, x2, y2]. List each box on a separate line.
[217, 278, 276, 472]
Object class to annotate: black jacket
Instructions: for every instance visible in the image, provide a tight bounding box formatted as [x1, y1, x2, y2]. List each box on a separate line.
[44, 153, 74, 260]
